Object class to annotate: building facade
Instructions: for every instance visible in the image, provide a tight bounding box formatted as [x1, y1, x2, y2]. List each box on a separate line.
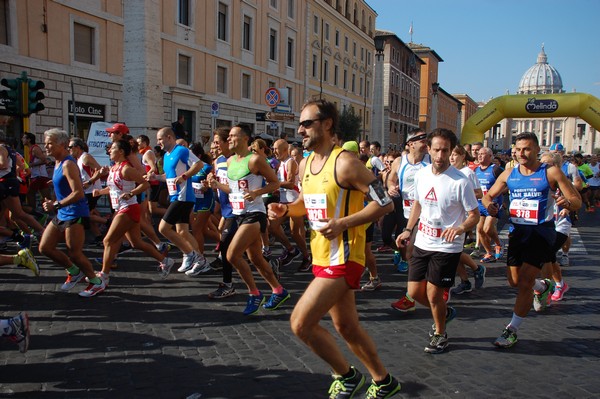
[0, 0, 377, 148]
[454, 93, 479, 142]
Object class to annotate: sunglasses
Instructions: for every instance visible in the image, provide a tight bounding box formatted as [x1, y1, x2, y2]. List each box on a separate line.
[298, 118, 323, 128]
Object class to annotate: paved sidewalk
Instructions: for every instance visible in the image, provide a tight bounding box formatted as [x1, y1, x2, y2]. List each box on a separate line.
[1, 212, 599, 398]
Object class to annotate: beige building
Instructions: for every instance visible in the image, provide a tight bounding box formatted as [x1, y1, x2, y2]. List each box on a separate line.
[0, 0, 377, 147]
[454, 93, 479, 141]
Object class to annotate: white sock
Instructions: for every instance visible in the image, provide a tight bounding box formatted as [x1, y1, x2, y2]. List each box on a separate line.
[508, 313, 523, 332]
[533, 279, 546, 293]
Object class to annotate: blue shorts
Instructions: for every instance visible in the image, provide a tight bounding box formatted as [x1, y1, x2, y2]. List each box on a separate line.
[194, 191, 215, 213]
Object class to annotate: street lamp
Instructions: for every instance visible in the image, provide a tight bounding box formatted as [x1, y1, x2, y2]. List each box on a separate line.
[373, 35, 385, 146]
[431, 82, 439, 131]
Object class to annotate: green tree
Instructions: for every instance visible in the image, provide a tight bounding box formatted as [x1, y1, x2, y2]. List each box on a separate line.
[338, 106, 362, 142]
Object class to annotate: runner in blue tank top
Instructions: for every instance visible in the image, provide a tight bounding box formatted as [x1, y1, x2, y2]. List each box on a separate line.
[39, 128, 104, 298]
[483, 132, 581, 349]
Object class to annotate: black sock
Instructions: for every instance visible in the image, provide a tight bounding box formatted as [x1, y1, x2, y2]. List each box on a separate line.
[375, 374, 391, 386]
[341, 367, 355, 379]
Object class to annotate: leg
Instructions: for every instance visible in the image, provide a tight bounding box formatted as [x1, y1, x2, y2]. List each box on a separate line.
[64, 223, 96, 280]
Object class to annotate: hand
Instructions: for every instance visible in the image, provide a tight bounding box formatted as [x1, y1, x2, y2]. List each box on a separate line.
[388, 185, 400, 197]
[268, 203, 287, 220]
[120, 192, 134, 201]
[316, 218, 345, 241]
[487, 202, 499, 216]
[553, 194, 571, 209]
[395, 231, 411, 248]
[42, 197, 53, 212]
[243, 190, 256, 202]
[441, 226, 463, 243]
[92, 189, 100, 198]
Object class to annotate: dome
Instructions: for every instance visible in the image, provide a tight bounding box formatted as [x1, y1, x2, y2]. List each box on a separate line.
[517, 45, 563, 94]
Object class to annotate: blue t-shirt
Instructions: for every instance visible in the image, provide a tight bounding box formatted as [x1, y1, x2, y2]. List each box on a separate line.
[163, 144, 199, 202]
[53, 155, 90, 221]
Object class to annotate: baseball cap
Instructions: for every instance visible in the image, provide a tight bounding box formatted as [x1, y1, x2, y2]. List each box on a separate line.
[106, 123, 129, 135]
[342, 141, 359, 154]
[549, 142, 564, 151]
[406, 131, 427, 143]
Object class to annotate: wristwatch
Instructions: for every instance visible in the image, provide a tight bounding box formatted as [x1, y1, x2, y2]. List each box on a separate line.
[53, 201, 62, 210]
[402, 227, 412, 233]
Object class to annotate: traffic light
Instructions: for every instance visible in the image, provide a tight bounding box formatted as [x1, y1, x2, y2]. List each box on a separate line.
[0, 77, 22, 115]
[25, 78, 45, 115]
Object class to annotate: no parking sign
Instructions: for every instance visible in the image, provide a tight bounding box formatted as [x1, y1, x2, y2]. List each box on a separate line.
[264, 87, 281, 108]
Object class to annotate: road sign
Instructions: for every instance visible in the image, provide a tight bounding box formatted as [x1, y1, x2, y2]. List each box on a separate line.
[264, 87, 281, 107]
[274, 104, 292, 113]
[265, 111, 295, 122]
[211, 102, 219, 117]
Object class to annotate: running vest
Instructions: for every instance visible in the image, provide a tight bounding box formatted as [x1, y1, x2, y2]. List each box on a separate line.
[28, 144, 48, 179]
[227, 153, 265, 215]
[0, 144, 16, 179]
[475, 164, 503, 207]
[77, 152, 102, 194]
[506, 163, 555, 225]
[139, 147, 158, 186]
[53, 155, 89, 220]
[302, 147, 366, 267]
[398, 153, 431, 218]
[191, 163, 213, 200]
[215, 154, 233, 218]
[107, 161, 137, 211]
[277, 157, 299, 204]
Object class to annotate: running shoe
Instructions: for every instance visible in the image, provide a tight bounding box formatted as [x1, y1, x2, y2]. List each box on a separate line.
[391, 295, 416, 312]
[480, 253, 495, 263]
[157, 242, 171, 257]
[271, 259, 281, 281]
[396, 260, 408, 273]
[209, 257, 223, 271]
[494, 326, 518, 348]
[278, 247, 301, 267]
[443, 287, 451, 304]
[328, 366, 365, 399]
[208, 283, 236, 299]
[392, 251, 401, 267]
[533, 279, 554, 312]
[8, 313, 30, 353]
[559, 253, 570, 267]
[297, 255, 312, 272]
[469, 247, 481, 258]
[494, 243, 503, 260]
[551, 282, 570, 302]
[60, 271, 85, 291]
[361, 276, 382, 291]
[473, 265, 486, 289]
[243, 292, 265, 315]
[376, 245, 393, 253]
[17, 249, 39, 277]
[178, 251, 198, 273]
[263, 290, 290, 310]
[185, 257, 211, 276]
[85, 271, 110, 287]
[429, 306, 457, 337]
[424, 332, 448, 354]
[18, 234, 31, 250]
[78, 280, 106, 297]
[262, 247, 272, 261]
[158, 257, 175, 279]
[451, 280, 472, 295]
[364, 376, 401, 399]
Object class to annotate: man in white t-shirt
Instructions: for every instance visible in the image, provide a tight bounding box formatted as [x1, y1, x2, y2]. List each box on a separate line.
[395, 128, 479, 354]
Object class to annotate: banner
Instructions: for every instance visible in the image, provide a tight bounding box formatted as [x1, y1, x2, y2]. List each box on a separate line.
[86, 121, 113, 167]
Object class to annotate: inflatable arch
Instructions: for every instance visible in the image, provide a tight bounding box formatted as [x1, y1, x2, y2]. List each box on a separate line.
[461, 93, 600, 145]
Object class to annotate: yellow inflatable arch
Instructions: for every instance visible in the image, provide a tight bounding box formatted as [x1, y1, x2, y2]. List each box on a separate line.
[461, 93, 600, 145]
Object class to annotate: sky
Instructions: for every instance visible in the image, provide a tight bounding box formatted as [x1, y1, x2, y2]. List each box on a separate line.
[366, 0, 600, 103]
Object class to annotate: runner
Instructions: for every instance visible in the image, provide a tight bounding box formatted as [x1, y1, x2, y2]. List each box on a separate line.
[0, 312, 29, 353]
[39, 128, 104, 297]
[269, 99, 401, 399]
[483, 132, 581, 348]
[395, 128, 479, 354]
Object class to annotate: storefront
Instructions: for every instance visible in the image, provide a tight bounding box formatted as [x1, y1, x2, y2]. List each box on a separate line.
[68, 100, 106, 140]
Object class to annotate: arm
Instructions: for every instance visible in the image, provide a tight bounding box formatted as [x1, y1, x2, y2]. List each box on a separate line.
[82, 153, 105, 188]
[48, 160, 85, 210]
[248, 154, 280, 200]
[143, 150, 158, 175]
[440, 207, 480, 243]
[395, 200, 422, 248]
[268, 157, 306, 220]
[30, 145, 47, 166]
[174, 159, 204, 186]
[0, 146, 8, 169]
[549, 165, 582, 211]
[482, 168, 510, 216]
[120, 165, 151, 200]
[279, 158, 298, 190]
[387, 157, 401, 196]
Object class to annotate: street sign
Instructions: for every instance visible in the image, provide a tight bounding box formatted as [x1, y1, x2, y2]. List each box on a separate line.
[265, 111, 295, 121]
[264, 87, 281, 107]
[256, 112, 266, 121]
[269, 122, 279, 129]
[211, 102, 219, 117]
[274, 104, 292, 113]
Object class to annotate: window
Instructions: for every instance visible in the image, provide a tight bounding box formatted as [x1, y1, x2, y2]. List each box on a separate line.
[242, 73, 251, 99]
[334, 65, 339, 85]
[359, 76, 363, 96]
[242, 15, 252, 50]
[178, 54, 191, 85]
[360, 47, 364, 61]
[313, 15, 319, 34]
[325, 23, 330, 41]
[74, 22, 94, 64]
[323, 60, 328, 82]
[269, 29, 277, 60]
[343, 69, 347, 89]
[287, 38, 294, 67]
[286, 87, 293, 108]
[287, 0, 294, 19]
[353, 42, 356, 57]
[335, 30, 339, 47]
[218, 2, 228, 41]
[217, 66, 227, 93]
[0, 0, 8, 45]
[270, 0, 278, 9]
[344, 36, 348, 52]
[178, 0, 190, 26]
[351, 73, 355, 92]
[312, 54, 318, 78]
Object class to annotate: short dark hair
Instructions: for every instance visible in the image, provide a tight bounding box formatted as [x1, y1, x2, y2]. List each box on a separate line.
[301, 99, 339, 134]
[371, 141, 381, 150]
[427, 128, 457, 149]
[113, 139, 132, 156]
[515, 132, 538, 146]
[235, 124, 252, 139]
[70, 138, 87, 152]
[213, 126, 230, 143]
[137, 134, 150, 145]
[23, 132, 36, 144]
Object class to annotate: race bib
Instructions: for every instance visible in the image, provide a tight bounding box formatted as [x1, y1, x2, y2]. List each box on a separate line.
[509, 199, 539, 225]
[403, 199, 414, 208]
[304, 193, 328, 230]
[419, 221, 442, 238]
[166, 178, 177, 196]
[192, 182, 204, 199]
[229, 191, 245, 215]
[110, 191, 119, 209]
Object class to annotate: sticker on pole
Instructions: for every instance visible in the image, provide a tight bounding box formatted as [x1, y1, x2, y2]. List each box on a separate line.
[264, 87, 281, 108]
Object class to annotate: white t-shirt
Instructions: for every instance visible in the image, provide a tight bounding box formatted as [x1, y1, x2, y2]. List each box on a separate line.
[588, 163, 600, 187]
[413, 165, 478, 253]
[398, 153, 431, 219]
[460, 166, 481, 191]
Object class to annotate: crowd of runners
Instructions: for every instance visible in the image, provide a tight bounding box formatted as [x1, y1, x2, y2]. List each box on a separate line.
[2, 98, 597, 399]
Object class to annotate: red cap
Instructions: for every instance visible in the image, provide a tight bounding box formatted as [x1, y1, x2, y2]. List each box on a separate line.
[106, 123, 129, 135]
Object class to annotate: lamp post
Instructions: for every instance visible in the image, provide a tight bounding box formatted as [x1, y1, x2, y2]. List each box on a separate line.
[373, 35, 385, 146]
[431, 82, 439, 131]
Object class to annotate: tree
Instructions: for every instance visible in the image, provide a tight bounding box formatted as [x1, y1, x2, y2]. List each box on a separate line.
[338, 106, 362, 143]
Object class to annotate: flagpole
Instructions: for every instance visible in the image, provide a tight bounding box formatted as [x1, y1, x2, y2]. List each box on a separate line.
[409, 21, 413, 43]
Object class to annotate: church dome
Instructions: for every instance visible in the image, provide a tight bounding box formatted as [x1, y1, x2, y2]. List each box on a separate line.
[517, 45, 563, 94]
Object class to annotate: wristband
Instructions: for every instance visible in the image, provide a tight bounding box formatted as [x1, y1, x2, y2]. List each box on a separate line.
[402, 227, 412, 233]
[282, 204, 289, 217]
[181, 174, 188, 180]
[53, 201, 62, 210]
